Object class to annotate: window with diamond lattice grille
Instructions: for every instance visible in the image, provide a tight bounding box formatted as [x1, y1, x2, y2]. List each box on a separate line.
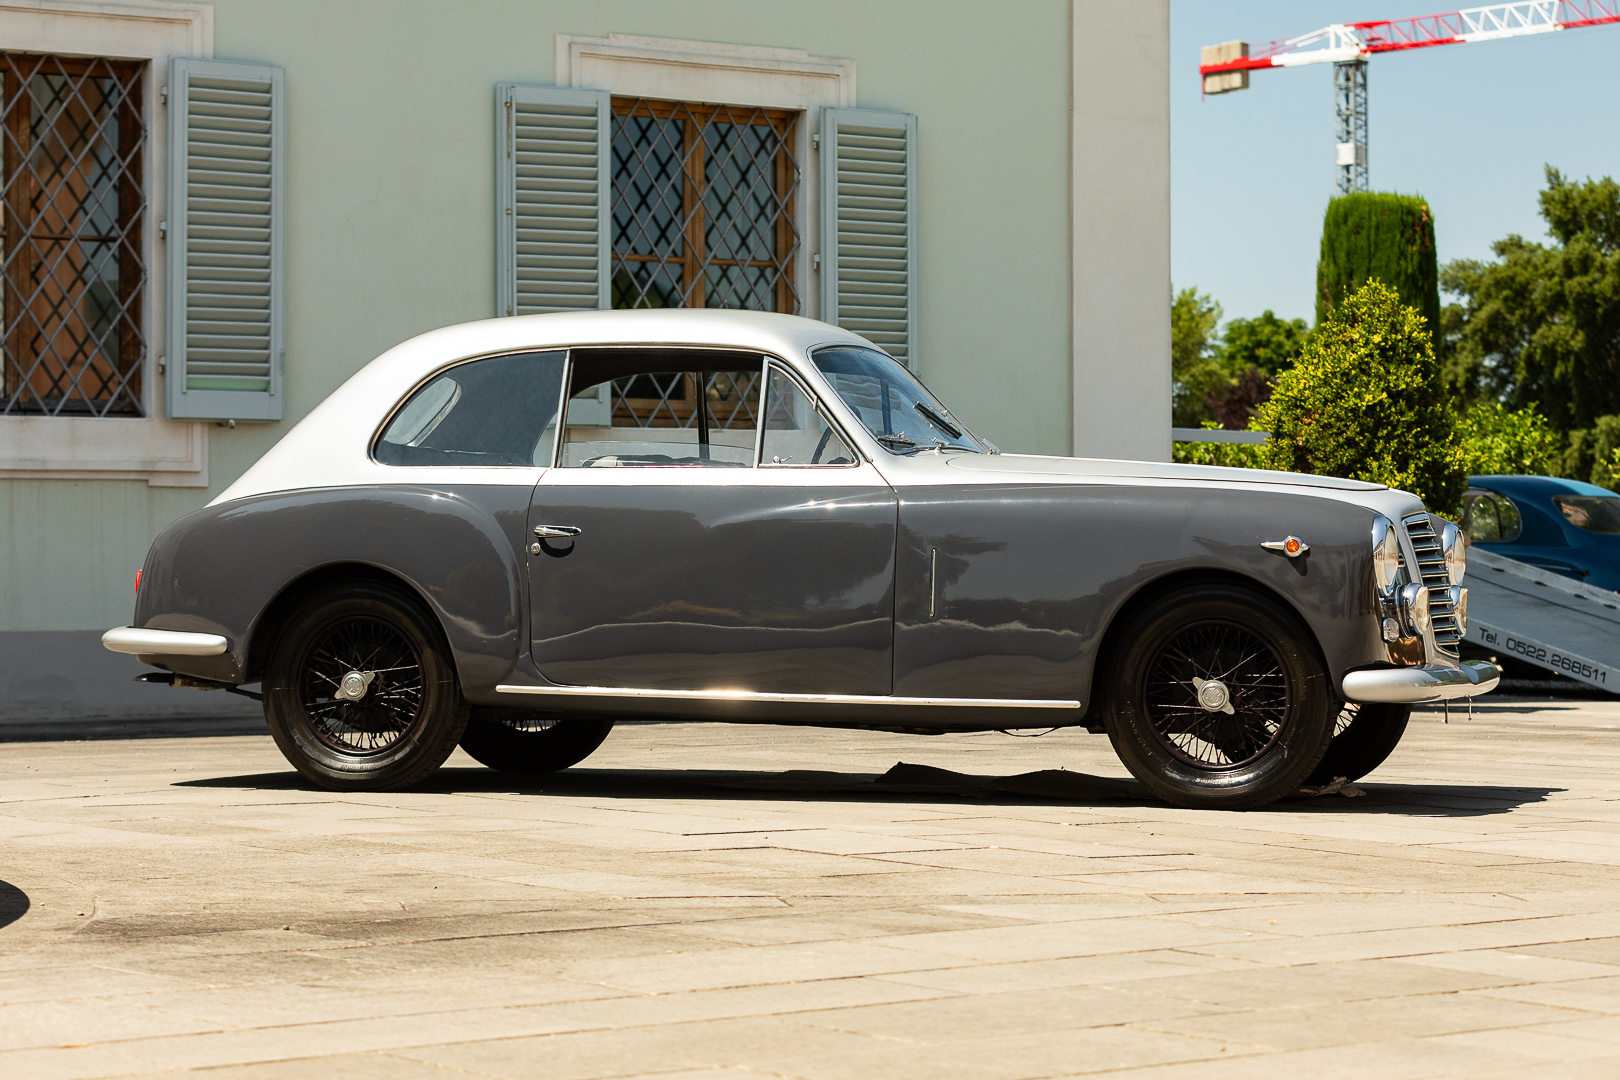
[610, 97, 799, 316]
[608, 98, 797, 429]
[0, 53, 146, 417]
[611, 369, 761, 432]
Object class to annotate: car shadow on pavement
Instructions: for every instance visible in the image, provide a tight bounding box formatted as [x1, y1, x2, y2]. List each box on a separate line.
[176, 761, 1560, 817]
[0, 881, 29, 930]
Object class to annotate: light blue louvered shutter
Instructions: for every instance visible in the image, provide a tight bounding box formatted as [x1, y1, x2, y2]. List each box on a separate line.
[166, 58, 285, 421]
[819, 108, 918, 370]
[496, 85, 610, 316]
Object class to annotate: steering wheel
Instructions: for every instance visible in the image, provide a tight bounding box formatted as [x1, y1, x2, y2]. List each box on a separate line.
[810, 427, 834, 464]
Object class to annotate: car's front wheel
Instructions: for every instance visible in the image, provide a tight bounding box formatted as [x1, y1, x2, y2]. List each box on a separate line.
[1103, 584, 1335, 809]
[1305, 702, 1412, 786]
[458, 709, 614, 773]
[264, 583, 468, 791]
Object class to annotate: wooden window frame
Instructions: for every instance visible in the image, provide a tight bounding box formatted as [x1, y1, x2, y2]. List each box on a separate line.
[610, 97, 800, 316]
[0, 52, 147, 418]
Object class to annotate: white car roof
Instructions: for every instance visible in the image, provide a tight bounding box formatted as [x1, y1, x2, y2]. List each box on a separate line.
[215, 310, 872, 505]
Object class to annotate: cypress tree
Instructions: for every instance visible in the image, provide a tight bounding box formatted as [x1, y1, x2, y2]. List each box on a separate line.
[1315, 193, 1440, 339]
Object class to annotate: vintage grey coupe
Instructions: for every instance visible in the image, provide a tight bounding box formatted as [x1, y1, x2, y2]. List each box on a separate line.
[103, 310, 1499, 808]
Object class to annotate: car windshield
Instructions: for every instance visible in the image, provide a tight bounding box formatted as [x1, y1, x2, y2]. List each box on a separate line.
[1554, 495, 1620, 534]
[811, 345, 983, 454]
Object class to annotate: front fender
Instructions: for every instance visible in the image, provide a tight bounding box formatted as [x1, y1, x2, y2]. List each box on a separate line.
[893, 483, 1391, 704]
[134, 485, 532, 692]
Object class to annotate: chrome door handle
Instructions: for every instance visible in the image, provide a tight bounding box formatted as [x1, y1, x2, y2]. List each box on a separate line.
[533, 525, 582, 539]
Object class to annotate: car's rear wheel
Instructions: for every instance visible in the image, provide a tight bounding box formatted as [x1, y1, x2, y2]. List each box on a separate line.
[458, 709, 614, 773]
[1305, 702, 1412, 785]
[264, 584, 467, 791]
[1103, 584, 1335, 809]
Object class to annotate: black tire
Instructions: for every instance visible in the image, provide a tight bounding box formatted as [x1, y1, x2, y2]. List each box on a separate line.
[1305, 702, 1412, 785]
[459, 709, 614, 773]
[264, 583, 468, 791]
[1103, 584, 1335, 810]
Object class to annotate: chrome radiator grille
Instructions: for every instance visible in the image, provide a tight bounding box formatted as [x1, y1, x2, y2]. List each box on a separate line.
[1403, 512, 1460, 654]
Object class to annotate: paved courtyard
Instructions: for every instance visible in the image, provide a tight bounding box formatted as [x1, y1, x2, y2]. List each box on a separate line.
[3, 699, 1620, 1079]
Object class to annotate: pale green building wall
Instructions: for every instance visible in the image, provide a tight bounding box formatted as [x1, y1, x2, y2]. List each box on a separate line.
[2, 0, 1076, 634]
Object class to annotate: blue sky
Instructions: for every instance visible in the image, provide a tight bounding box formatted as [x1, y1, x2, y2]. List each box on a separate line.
[1171, 1, 1620, 326]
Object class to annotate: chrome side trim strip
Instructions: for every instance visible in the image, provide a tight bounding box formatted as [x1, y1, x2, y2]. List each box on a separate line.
[102, 626, 229, 657]
[495, 684, 1082, 709]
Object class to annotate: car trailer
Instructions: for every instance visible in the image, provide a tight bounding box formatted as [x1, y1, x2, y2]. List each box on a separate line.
[1466, 548, 1620, 692]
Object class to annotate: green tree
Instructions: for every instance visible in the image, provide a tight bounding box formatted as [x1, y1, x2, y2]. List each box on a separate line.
[1200, 310, 1311, 431]
[1456, 401, 1561, 478]
[1172, 286, 1220, 372]
[1316, 193, 1440, 338]
[1562, 415, 1620, 490]
[1219, 310, 1310, 375]
[1171, 436, 1264, 469]
[1442, 167, 1620, 433]
[1170, 286, 1226, 427]
[1257, 280, 1465, 514]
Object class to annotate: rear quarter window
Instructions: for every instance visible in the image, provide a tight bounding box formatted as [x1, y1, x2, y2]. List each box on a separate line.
[376, 351, 567, 467]
[1554, 495, 1620, 534]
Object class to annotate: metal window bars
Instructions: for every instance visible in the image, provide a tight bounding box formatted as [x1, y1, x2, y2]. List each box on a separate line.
[0, 53, 147, 417]
[609, 98, 800, 317]
[610, 369, 762, 430]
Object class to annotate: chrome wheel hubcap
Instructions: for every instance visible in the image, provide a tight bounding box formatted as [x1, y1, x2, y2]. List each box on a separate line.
[1193, 676, 1233, 714]
[335, 670, 374, 702]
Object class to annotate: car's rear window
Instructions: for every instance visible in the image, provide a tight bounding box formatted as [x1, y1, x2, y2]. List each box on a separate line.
[375, 350, 567, 467]
[1554, 495, 1620, 534]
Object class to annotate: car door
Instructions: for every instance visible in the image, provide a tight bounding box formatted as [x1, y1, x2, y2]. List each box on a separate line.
[527, 355, 897, 695]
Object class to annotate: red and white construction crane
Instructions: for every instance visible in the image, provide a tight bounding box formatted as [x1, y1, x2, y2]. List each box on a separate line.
[1199, 1, 1620, 193]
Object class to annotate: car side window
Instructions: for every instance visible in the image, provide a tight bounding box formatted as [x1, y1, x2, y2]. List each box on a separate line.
[559, 364, 761, 468]
[1462, 489, 1522, 543]
[760, 363, 856, 466]
[375, 351, 567, 467]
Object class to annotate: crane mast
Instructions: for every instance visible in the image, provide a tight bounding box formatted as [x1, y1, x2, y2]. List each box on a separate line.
[1199, 1, 1620, 193]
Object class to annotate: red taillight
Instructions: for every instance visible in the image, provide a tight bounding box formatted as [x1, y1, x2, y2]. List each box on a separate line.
[134, 569, 142, 593]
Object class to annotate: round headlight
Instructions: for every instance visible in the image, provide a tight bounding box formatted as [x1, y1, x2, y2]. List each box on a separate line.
[1372, 516, 1402, 591]
[1442, 521, 1466, 584]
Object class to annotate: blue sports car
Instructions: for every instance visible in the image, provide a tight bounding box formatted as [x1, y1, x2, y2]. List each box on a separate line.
[1463, 475, 1620, 591]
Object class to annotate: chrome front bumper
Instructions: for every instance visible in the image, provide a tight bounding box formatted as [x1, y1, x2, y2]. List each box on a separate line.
[1342, 660, 1501, 704]
[102, 626, 228, 657]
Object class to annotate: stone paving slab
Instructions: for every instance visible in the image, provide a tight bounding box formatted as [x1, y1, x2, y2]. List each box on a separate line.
[2, 699, 1620, 1077]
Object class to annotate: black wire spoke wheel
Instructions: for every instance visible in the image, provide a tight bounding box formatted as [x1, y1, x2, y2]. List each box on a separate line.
[1334, 702, 1360, 738]
[458, 708, 614, 774]
[297, 616, 425, 755]
[499, 713, 561, 735]
[1144, 621, 1290, 770]
[1306, 701, 1413, 786]
[1103, 584, 1335, 810]
[265, 584, 468, 792]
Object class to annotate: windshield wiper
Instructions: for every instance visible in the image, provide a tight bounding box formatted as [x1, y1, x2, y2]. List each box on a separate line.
[913, 401, 963, 439]
[875, 432, 919, 452]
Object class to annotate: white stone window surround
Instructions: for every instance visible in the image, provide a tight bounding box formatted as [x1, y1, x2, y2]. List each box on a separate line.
[0, 0, 213, 487]
[556, 33, 856, 323]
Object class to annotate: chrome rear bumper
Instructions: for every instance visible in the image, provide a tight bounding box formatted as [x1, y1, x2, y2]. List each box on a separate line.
[102, 626, 228, 657]
[1342, 660, 1500, 704]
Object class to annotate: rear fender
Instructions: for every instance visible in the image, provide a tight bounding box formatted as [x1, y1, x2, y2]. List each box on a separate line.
[134, 485, 531, 693]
